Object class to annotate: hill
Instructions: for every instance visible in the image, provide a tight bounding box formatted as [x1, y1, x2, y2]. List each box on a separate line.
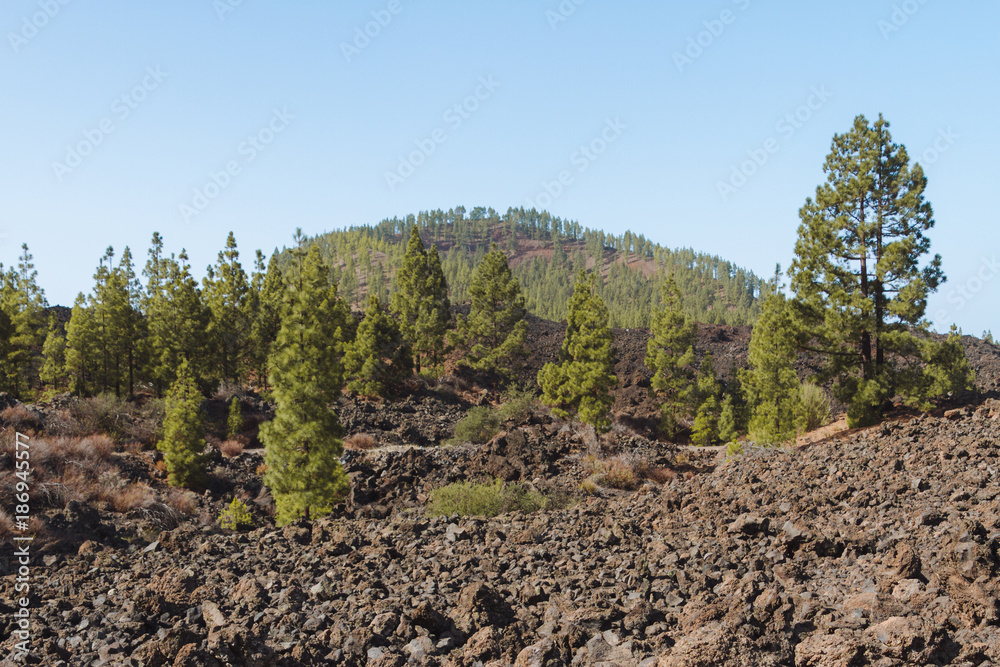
[278, 206, 770, 328]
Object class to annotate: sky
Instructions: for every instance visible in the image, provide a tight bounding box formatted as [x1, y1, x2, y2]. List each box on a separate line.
[1, 1, 997, 336]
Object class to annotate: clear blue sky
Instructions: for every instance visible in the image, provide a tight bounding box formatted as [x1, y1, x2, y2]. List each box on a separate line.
[2, 1, 997, 335]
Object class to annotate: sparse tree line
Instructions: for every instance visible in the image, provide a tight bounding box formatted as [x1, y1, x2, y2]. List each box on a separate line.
[2, 114, 980, 524]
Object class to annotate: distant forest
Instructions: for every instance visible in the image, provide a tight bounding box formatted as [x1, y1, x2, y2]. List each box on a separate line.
[280, 206, 769, 327]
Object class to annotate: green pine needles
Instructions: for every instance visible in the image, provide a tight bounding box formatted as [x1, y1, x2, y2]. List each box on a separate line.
[260, 245, 350, 525]
[157, 360, 208, 489]
[344, 294, 412, 397]
[449, 245, 527, 377]
[538, 271, 617, 432]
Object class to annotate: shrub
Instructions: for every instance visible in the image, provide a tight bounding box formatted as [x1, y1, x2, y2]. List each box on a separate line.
[219, 439, 245, 458]
[450, 406, 501, 444]
[218, 498, 254, 531]
[1, 405, 42, 432]
[498, 386, 538, 423]
[166, 489, 199, 515]
[579, 479, 599, 496]
[799, 383, 831, 432]
[344, 433, 377, 450]
[227, 397, 243, 438]
[106, 484, 154, 513]
[726, 441, 744, 458]
[427, 479, 549, 517]
[597, 457, 639, 490]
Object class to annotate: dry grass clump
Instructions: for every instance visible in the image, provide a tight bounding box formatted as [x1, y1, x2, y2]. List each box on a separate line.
[219, 439, 245, 458]
[581, 453, 676, 490]
[166, 489, 199, 515]
[344, 433, 378, 450]
[1, 404, 42, 431]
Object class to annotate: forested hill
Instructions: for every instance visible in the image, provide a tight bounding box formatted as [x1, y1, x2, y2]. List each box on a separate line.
[280, 206, 770, 327]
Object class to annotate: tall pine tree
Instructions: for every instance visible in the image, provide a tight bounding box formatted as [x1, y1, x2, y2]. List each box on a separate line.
[203, 232, 251, 386]
[645, 276, 697, 438]
[260, 245, 350, 525]
[343, 294, 412, 397]
[538, 271, 617, 432]
[789, 114, 973, 426]
[448, 245, 527, 377]
[158, 360, 208, 489]
[741, 293, 803, 444]
[390, 228, 450, 372]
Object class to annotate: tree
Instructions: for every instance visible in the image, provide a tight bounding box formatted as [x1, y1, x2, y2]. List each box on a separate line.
[158, 360, 208, 489]
[65, 294, 98, 396]
[645, 276, 697, 438]
[690, 353, 722, 445]
[538, 271, 617, 432]
[203, 232, 251, 387]
[717, 394, 739, 443]
[343, 295, 412, 397]
[260, 245, 350, 525]
[390, 228, 450, 372]
[789, 114, 973, 426]
[40, 314, 67, 389]
[227, 396, 243, 439]
[741, 294, 803, 444]
[1, 244, 47, 396]
[145, 242, 213, 395]
[248, 252, 284, 389]
[448, 245, 527, 377]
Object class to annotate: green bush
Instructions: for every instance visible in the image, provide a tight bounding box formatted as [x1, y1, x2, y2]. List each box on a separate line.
[498, 386, 538, 422]
[450, 406, 501, 444]
[218, 498, 253, 531]
[799, 383, 831, 432]
[427, 479, 549, 517]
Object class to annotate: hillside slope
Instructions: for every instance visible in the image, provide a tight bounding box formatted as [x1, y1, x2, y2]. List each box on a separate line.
[281, 206, 769, 328]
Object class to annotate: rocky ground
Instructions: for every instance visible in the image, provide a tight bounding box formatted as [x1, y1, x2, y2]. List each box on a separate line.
[2, 333, 1000, 666]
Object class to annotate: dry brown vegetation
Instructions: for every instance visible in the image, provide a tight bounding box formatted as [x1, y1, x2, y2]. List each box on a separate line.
[219, 439, 245, 458]
[344, 433, 378, 450]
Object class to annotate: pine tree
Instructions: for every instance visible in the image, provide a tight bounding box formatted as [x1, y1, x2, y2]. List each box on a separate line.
[538, 271, 617, 432]
[145, 243, 213, 395]
[448, 245, 527, 377]
[690, 353, 722, 445]
[645, 276, 697, 438]
[158, 360, 208, 489]
[260, 245, 350, 525]
[717, 394, 739, 443]
[203, 232, 251, 387]
[1, 244, 47, 396]
[249, 252, 284, 390]
[227, 396, 243, 439]
[789, 114, 973, 426]
[40, 314, 67, 389]
[741, 294, 803, 444]
[390, 228, 450, 372]
[343, 295, 412, 397]
[65, 294, 98, 396]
